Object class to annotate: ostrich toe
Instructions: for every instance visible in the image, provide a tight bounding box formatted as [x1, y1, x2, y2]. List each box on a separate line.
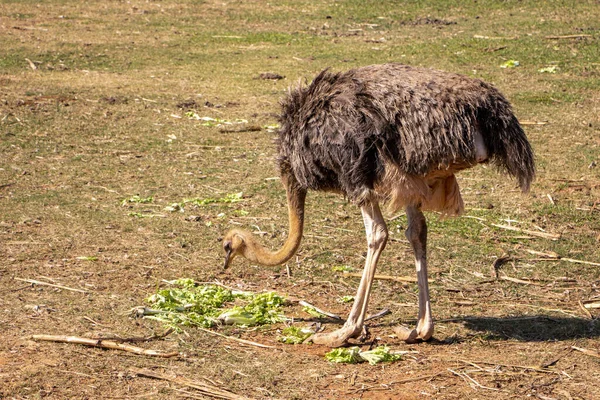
[394, 318, 434, 343]
[310, 324, 362, 347]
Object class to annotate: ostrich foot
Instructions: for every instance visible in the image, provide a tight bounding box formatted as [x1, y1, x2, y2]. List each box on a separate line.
[394, 320, 434, 344]
[310, 324, 362, 347]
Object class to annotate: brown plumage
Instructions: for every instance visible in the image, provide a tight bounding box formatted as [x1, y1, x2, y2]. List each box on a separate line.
[223, 63, 534, 347]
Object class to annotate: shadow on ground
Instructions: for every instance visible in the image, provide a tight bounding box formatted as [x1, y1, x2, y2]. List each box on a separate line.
[452, 315, 600, 342]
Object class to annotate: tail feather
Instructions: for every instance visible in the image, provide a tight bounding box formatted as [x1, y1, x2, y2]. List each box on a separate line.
[478, 101, 535, 192]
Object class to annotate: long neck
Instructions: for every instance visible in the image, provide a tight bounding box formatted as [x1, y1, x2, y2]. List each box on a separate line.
[244, 176, 306, 266]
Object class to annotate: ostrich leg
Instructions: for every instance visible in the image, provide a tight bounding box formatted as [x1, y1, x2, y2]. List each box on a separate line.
[394, 205, 434, 343]
[312, 200, 388, 347]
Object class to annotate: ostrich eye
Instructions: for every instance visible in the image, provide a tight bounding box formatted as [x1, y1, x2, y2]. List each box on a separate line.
[223, 242, 232, 252]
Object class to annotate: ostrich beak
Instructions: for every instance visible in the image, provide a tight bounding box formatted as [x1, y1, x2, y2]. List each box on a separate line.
[223, 249, 233, 269]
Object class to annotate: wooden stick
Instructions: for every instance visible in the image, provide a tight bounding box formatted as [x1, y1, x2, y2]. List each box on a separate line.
[520, 121, 549, 125]
[196, 327, 277, 349]
[545, 34, 592, 39]
[365, 308, 391, 322]
[15, 277, 89, 293]
[571, 346, 600, 359]
[218, 125, 262, 133]
[130, 367, 254, 400]
[388, 372, 444, 385]
[30, 334, 179, 358]
[559, 257, 600, 267]
[473, 34, 518, 40]
[523, 249, 600, 266]
[449, 368, 501, 391]
[491, 224, 561, 240]
[582, 300, 600, 310]
[578, 300, 593, 319]
[539, 348, 573, 369]
[89, 328, 175, 343]
[523, 249, 560, 258]
[499, 275, 541, 286]
[25, 58, 37, 70]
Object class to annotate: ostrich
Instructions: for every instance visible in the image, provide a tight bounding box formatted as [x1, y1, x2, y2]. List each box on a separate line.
[222, 63, 535, 347]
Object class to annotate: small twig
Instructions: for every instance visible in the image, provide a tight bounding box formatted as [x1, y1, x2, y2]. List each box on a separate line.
[15, 277, 89, 293]
[218, 125, 262, 133]
[523, 249, 560, 258]
[197, 327, 277, 349]
[578, 300, 593, 319]
[30, 334, 179, 358]
[448, 369, 478, 391]
[130, 367, 254, 400]
[0, 182, 15, 190]
[491, 224, 561, 240]
[582, 300, 600, 310]
[82, 316, 112, 328]
[522, 249, 600, 266]
[25, 58, 37, 70]
[559, 257, 600, 267]
[473, 34, 518, 40]
[545, 34, 592, 39]
[388, 372, 444, 386]
[90, 328, 175, 343]
[520, 120, 549, 125]
[365, 308, 391, 322]
[499, 275, 541, 286]
[485, 45, 507, 52]
[87, 185, 121, 194]
[298, 300, 343, 320]
[448, 368, 501, 391]
[539, 348, 573, 368]
[571, 346, 600, 359]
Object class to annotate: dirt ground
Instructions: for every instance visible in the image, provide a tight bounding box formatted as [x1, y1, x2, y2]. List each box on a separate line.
[1, 1, 599, 399]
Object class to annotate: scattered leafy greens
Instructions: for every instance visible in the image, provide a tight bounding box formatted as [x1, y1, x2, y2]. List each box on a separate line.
[359, 346, 403, 365]
[278, 326, 314, 344]
[538, 66, 558, 73]
[324, 346, 402, 365]
[338, 295, 355, 303]
[331, 265, 353, 272]
[302, 304, 327, 318]
[500, 60, 520, 68]
[325, 347, 362, 364]
[145, 279, 286, 329]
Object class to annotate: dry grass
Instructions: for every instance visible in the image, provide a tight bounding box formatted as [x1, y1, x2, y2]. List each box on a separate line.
[1, 1, 599, 399]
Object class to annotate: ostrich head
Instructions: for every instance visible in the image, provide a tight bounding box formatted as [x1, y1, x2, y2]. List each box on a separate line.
[222, 229, 248, 269]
